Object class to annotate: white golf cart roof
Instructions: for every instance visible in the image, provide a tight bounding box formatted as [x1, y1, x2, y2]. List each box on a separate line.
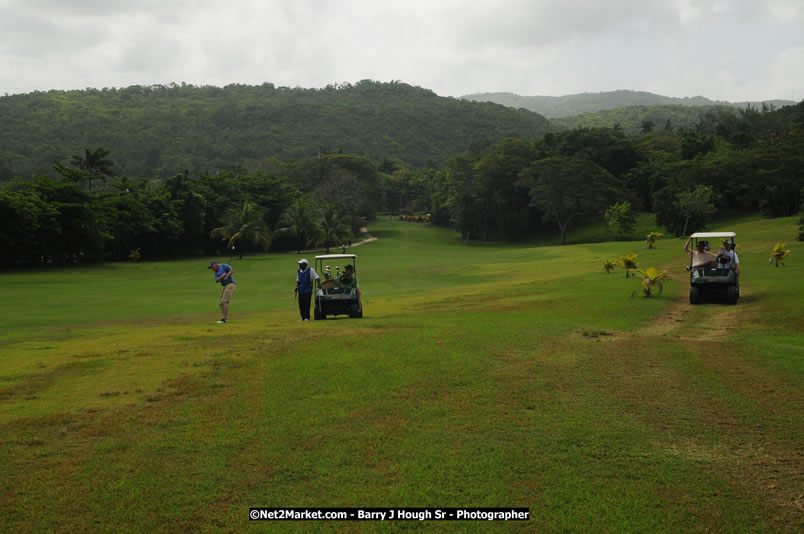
[315, 254, 357, 260]
[690, 232, 736, 238]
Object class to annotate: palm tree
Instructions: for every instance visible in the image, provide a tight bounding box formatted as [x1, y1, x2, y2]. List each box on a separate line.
[603, 258, 618, 274]
[318, 203, 351, 253]
[645, 232, 664, 249]
[210, 200, 272, 259]
[276, 198, 320, 254]
[619, 253, 639, 278]
[69, 146, 115, 191]
[634, 267, 671, 297]
[770, 242, 790, 267]
[112, 176, 134, 193]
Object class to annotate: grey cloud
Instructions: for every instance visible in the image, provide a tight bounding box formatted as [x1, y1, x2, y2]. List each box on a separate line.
[0, 7, 110, 59]
[445, 0, 678, 50]
[115, 31, 185, 74]
[0, 0, 801, 100]
[11, 0, 167, 18]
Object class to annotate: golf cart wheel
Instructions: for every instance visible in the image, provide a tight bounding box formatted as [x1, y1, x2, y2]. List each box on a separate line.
[314, 306, 324, 320]
[726, 286, 738, 305]
[689, 286, 701, 305]
[348, 304, 360, 318]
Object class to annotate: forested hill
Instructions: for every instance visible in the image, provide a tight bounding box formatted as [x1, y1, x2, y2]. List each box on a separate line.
[553, 104, 736, 135]
[0, 80, 557, 181]
[460, 90, 795, 119]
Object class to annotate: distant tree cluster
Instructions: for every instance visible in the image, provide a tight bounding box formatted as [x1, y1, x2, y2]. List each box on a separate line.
[0, 151, 385, 266]
[389, 100, 804, 243]
[463, 89, 795, 120]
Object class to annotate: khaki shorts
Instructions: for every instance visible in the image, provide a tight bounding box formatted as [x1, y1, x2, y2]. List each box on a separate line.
[220, 283, 236, 304]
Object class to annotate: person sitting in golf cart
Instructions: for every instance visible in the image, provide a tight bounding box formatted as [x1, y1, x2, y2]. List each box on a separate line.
[337, 264, 358, 291]
[716, 242, 740, 276]
[684, 236, 718, 269]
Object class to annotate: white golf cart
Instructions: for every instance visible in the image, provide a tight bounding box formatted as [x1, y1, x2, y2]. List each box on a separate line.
[313, 254, 363, 319]
[688, 232, 739, 305]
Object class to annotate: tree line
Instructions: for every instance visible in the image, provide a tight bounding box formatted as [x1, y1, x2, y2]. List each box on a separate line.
[461, 89, 795, 119]
[1, 99, 802, 266]
[553, 102, 797, 137]
[388, 100, 804, 243]
[0, 153, 384, 266]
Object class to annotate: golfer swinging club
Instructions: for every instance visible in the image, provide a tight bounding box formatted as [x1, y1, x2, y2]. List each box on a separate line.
[208, 260, 236, 323]
[294, 259, 319, 321]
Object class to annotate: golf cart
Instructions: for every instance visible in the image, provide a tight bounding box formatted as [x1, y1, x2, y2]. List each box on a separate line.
[688, 232, 739, 305]
[313, 254, 363, 319]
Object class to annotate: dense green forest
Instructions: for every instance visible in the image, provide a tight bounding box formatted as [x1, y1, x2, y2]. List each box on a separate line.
[0, 80, 557, 180]
[387, 100, 804, 243]
[0, 152, 386, 265]
[1, 81, 802, 266]
[460, 89, 795, 118]
[553, 103, 797, 136]
[553, 104, 732, 135]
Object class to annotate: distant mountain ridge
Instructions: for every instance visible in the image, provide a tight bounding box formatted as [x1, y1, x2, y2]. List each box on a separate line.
[460, 90, 796, 119]
[0, 80, 558, 180]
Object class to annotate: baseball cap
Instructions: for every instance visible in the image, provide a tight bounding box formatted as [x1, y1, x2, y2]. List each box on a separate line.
[208, 261, 219, 269]
[298, 259, 308, 264]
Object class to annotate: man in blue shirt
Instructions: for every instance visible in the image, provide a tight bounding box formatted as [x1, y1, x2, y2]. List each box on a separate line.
[208, 261, 236, 323]
[294, 259, 319, 321]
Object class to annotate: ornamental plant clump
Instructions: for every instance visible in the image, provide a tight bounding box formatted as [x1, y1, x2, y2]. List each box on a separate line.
[645, 232, 663, 249]
[634, 267, 671, 297]
[603, 258, 618, 274]
[770, 242, 790, 267]
[619, 253, 639, 278]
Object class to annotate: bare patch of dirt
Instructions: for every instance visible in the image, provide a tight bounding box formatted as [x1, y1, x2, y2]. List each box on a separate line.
[638, 291, 746, 342]
[645, 294, 692, 337]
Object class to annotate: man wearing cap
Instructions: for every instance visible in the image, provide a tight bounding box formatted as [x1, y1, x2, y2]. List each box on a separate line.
[208, 260, 236, 323]
[683, 236, 718, 270]
[716, 241, 740, 276]
[294, 259, 319, 321]
[337, 264, 359, 293]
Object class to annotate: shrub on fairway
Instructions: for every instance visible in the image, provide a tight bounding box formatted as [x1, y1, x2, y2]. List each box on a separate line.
[645, 231, 663, 249]
[770, 242, 790, 267]
[619, 253, 639, 277]
[634, 267, 671, 297]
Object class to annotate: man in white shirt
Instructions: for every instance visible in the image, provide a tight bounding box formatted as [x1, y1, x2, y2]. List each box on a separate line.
[684, 237, 718, 269]
[716, 242, 740, 276]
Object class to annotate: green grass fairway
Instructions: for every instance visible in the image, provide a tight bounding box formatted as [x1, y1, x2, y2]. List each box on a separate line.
[2, 217, 802, 532]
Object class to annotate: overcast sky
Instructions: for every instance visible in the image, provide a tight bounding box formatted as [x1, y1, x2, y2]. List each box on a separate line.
[1, 0, 802, 102]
